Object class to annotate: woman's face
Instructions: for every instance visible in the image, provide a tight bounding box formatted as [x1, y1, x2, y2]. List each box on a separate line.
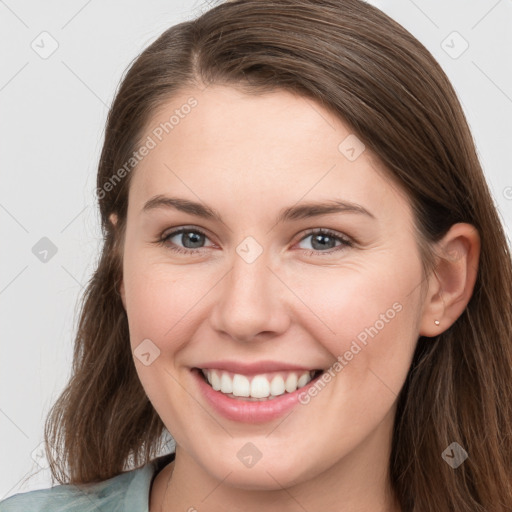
[117, 85, 430, 491]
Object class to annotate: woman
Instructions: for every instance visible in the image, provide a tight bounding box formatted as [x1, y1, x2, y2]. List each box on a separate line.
[2, 0, 511, 510]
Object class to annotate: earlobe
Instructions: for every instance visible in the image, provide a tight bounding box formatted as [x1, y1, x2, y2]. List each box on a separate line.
[419, 223, 480, 337]
[109, 213, 118, 227]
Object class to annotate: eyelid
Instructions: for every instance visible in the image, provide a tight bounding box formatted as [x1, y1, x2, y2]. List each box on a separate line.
[160, 225, 212, 241]
[298, 227, 352, 244]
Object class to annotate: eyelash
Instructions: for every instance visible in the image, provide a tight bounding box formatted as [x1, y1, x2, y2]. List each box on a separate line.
[154, 226, 353, 257]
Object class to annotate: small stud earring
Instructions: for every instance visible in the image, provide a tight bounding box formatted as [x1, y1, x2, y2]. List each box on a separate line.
[434, 320, 440, 326]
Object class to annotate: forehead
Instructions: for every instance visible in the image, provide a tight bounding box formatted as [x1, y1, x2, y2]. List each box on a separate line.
[128, 85, 411, 223]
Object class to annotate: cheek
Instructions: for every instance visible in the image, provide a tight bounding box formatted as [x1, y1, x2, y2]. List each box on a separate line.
[300, 260, 421, 392]
[123, 265, 205, 423]
[123, 259, 202, 343]
[289, 267, 420, 451]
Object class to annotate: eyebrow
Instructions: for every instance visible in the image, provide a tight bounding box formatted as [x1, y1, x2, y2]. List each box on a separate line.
[141, 194, 375, 223]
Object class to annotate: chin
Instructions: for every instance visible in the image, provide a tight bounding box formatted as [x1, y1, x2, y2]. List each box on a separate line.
[203, 453, 316, 491]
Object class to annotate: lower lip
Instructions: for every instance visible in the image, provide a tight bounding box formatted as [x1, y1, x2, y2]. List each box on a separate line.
[191, 368, 323, 423]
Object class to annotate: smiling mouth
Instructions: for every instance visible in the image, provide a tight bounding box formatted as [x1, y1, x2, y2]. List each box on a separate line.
[195, 368, 324, 401]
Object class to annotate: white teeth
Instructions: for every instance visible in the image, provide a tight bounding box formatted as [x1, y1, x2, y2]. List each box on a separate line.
[250, 375, 270, 398]
[285, 373, 298, 393]
[220, 372, 233, 394]
[232, 374, 250, 397]
[297, 373, 311, 388]
[269, 375, 285, 396]
[210, 371, 221, 391]
[201, 369, 318, 399]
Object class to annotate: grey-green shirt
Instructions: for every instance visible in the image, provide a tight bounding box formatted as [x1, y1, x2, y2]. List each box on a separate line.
[0, 452, 175, 512]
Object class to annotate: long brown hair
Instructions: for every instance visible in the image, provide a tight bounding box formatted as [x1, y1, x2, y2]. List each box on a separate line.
[42, 0, 512, 509]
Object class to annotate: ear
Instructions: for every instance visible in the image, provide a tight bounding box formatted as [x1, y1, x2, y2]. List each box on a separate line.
[109, 213, 126, 310]
[419, 223, 480, 337]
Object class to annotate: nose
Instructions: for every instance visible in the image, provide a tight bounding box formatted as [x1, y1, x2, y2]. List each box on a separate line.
[209, 245, 291, 343]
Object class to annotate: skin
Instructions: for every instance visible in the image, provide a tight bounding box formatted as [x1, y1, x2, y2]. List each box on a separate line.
[110, 85, 480, 512]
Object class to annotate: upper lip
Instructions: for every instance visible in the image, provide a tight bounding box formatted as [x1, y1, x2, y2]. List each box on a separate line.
[194, 360, 323, 375]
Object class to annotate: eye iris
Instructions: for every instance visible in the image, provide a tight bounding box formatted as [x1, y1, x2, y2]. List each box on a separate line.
[311, 233, 336, 250]
[182, 231, 204, 249]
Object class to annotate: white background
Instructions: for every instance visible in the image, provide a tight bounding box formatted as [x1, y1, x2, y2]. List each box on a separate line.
[1, 0, 511, 498]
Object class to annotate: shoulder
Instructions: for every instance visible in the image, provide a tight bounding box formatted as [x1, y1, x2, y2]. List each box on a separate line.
[0, 452, 175, 512]
[0, 472, 137, 512]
